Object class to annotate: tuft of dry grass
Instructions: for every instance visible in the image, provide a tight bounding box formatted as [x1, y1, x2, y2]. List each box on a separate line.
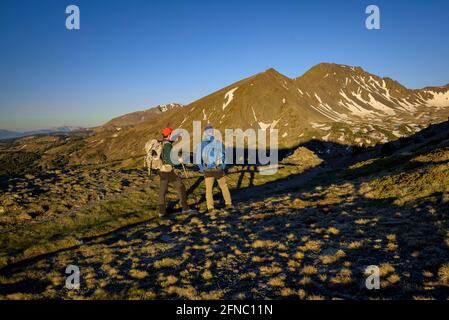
[319, 250, 346, 265]
[129, 269, 149, 279]
[299, 240, 322, 253]
[422, 271, 434, 278]
[299, 276, 312, 286]
[386, 234, 397, 241]
[200, 290, 225, 300]
[158, 275, 178, 287]
[291, 195, 343, 209]
[379, 263, 395, 277]
[165, 286, 199, 300]
[330, 268, 353, 285]
[5, 293, 34, 300]
[387, 274, 401, 285]
[202, 270, 213, 281]
[293, 251, 304, 260]
[307, 295, 325, 300]
[239, 272, 256, 280]
[260, 265, 282, 276]
[346, 241, 363, 250]
[267, 277, 285, 287]
[319, 255, 338, 265]
[386, 242, 398, 252]
[280, 288, 296, 297]
[413, 296, 436, 300]
[438, 263, 449, 284]
[252, 240, 277, 249]
[251, 256, 265, 263]
[301, 265, 318, 276]
[327, 227, 340, 236]
[355, 218, 370, 225]
[287, 260, 300, 269]
[153, 258, 183, 269]
[297, 289, 307, 300]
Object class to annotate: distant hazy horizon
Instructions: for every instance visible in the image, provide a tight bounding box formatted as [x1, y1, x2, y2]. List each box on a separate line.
[1, 0, 449, 131]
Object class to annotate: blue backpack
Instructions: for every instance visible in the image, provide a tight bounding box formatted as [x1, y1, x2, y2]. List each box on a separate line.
[197, 138, 225, 170]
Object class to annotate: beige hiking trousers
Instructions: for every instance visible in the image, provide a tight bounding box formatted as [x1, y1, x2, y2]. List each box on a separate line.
[204, 169, 232, 210]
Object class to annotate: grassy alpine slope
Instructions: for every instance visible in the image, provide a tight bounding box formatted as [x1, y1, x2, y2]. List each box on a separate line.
[1, 61, 449, 298]
[0, 122, 448, 299]
[0, 147, 320, 269]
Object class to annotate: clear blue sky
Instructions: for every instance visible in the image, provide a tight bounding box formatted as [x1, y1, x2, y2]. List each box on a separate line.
[1, 0, 448, 131]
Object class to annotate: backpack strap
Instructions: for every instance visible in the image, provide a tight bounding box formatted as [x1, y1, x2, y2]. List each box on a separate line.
[202, 140, 223, 169]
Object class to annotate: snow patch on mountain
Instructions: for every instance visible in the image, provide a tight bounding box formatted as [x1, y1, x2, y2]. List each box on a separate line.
[425, 90, 449, 108]
[159, 103, 181, 112]
[367, 94, 397, 115]
[223, 87, 239, 110]
[339, 92, 368, 116]
[251, 106, 258, 122]
[392, 130, 404, 138]
[311, 123, 326, 129]
[179, 116, 188, 127]
[309, 104, 345, 122]
[258, 119, 280, 131]
[397, 98, 418, 112]
[259, 122, 271, 131]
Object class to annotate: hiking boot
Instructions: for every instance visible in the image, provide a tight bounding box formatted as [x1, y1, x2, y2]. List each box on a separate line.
[158, 205, 167, 218]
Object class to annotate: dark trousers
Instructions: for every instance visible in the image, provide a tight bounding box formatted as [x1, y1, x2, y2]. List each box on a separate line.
[158, 171, 188, 215]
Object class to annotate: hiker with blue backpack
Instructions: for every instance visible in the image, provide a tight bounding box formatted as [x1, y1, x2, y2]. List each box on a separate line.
[195, 125, 233, 213]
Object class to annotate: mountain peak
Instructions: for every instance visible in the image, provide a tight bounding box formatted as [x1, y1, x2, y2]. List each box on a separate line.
[104, 103, 183, 128]
[303, 63, 366, 77]
[257, 67, 285, 78]
[264, 67, 279, 73]
[251, 67, 288, 81]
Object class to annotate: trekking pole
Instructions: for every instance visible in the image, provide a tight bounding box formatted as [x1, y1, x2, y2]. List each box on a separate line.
[181, 163, 193, 190]
[181, 163, 189, 179]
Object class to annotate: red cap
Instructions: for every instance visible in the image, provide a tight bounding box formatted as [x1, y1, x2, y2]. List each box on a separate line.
[161, 127, 174, 138]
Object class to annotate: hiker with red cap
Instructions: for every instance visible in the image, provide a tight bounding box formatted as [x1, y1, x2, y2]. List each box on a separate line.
[144, 127, 194, 217]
